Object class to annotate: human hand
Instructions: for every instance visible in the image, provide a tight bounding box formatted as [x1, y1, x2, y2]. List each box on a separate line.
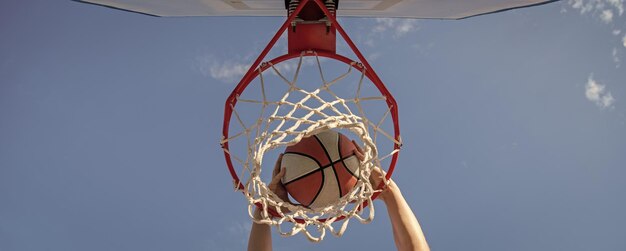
[352, 140, 394, 202]
[268, 153, 290, 203]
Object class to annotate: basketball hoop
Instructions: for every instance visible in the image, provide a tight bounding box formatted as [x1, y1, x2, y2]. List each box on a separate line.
[77, 0, 560, 244]
[220, 0, 401, 242]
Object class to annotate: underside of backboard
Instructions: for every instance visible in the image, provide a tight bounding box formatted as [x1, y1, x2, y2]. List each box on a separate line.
[77, 0, 557, 19]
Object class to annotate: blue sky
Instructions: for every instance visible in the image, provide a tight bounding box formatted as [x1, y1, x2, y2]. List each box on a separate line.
[1, 0, 625, 250]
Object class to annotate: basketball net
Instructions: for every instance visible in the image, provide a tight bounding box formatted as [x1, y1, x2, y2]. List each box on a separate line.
[220, 0, 401, 242]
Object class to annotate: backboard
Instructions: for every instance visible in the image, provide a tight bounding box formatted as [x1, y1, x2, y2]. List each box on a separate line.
[77, 0, 557, 19]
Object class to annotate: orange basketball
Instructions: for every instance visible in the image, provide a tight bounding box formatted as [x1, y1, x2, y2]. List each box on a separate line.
[280, 130, 360, 208]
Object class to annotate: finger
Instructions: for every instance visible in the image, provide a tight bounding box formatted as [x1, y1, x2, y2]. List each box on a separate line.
[352, 140, 365, 161]
[351, 141, 363, 160]
[273, 154, 284, 176]
[372, 166, 388, 178]
[353, 149, 365, 161]
[352, 140, 364, 154]
[276, 167, 286, 179]
[270, 167, 286, 185]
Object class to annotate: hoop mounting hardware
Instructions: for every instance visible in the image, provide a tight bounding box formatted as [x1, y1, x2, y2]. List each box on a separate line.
[287, 0, 337, 54]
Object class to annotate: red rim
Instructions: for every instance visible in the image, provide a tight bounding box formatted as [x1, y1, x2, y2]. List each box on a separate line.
[221, 0, 400, 224]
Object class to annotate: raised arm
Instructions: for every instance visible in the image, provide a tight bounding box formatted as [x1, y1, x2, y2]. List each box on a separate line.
[378, 178, 430, 251]
[247, 154, 289, 251]
[247, 207, 273, 251]
[354, 141, 430, 251]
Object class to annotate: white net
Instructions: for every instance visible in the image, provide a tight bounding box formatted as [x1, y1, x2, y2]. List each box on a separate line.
[221, 51, 401, 242]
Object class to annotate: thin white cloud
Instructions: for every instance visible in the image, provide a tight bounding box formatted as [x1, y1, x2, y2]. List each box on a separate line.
[607, 0, 625, 15]
[194, 50, 324, 84]
[600, 9, 614, 23]
[566, 0, 625, 65]
[373, 18, 418, 39]
[193, 33, 290, 83]
[268, 56, 322, 78]
[373, 18, 394, 33]
[395, 19, 418, 38]
[367, 52, 382, 61]
[356, 18, 420, 59]
[568, 0, 594, 14]
[585, 75, 616, 108]
[195, 54, 250, 83]
[567, 0, 625, 19]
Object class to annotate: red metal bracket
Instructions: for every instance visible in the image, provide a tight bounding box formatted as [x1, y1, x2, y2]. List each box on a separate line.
[288, 0, 336, 54]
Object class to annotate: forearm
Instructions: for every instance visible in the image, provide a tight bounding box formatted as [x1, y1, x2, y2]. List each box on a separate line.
[247, 209, 272, 251]
[383, 181, 430, 251]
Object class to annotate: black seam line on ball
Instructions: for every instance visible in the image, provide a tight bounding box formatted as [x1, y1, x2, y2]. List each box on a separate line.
[314, 134, 342, 200]
[340, 155, 360, 180]
[281, 152, 322, 186]
[306, 171, 324, 207]
[338, 138, 360, 180]
[282, 153, 357, 186]
[334, 135, 344, 197]
[308, 135, 332, 206]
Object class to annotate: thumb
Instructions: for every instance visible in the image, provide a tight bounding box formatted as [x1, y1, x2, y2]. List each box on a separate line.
[276, 167, 286, 179]
[271, 167, 287, 184]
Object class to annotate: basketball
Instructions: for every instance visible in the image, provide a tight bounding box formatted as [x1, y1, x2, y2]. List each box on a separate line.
[280, 130, 360, 208]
